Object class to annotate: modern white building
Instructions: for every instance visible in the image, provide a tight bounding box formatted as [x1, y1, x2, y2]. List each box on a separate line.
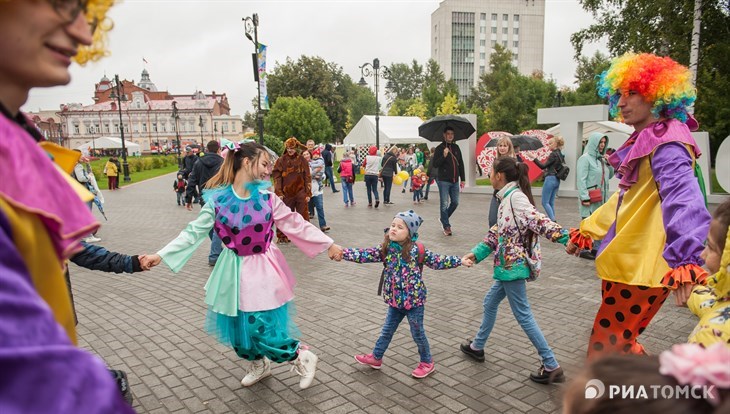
[431, 0, 546, 100]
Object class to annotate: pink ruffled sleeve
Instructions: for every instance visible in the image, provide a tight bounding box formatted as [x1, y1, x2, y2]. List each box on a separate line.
[271, 194, 333, 258]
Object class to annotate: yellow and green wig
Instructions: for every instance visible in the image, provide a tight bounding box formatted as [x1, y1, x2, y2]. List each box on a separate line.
[597, 52, 696, 124]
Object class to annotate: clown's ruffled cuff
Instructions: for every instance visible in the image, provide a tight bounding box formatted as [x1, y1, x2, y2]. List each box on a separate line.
[660, 264, 709, 290]
[569, 228, 593, 250]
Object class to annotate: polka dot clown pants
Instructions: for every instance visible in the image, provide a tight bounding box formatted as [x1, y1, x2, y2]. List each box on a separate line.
[587, 280, 670, 358]
[205, 302, 301, 363]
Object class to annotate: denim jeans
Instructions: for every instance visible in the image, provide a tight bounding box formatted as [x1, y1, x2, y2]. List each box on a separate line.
[208, 229, 223, 264]
[542, 175, 560, 221]
[364, 175, 379, 205]
[413, 189, 422, 202]
[324, 166, 338, 192]
[488, 192, 500, 228]
[382, 176, 393, 203]
[342, 181, 354, 204]
[373, 305, 432, 363]
[424, 179, 432, 199]
[437, 180, 460, 229]
[311, 194, 326, 228]
[472, 279, 559, 370]
[176, 192, 184, 205]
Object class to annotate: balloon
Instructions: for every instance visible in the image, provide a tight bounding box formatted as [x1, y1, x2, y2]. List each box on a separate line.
[413, 169, 421, 176]
[393, 175, 404, 185]
[398, 171, 409, 180]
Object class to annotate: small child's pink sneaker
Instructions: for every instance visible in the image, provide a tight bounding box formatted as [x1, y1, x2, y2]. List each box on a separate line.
[411, 361, 435, 378]
[354, 353, 382, 369]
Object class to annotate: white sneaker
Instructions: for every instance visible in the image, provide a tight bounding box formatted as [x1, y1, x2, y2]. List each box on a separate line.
[241, 358, 271, 387]
[290, 349, 318, 390]
[83, 235, 101, 243]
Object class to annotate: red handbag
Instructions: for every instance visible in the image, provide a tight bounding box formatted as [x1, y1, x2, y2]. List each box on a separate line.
[587, 161, 605, 203]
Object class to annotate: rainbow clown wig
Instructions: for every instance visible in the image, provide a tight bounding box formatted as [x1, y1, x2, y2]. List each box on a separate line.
[597, 53, 696, 124]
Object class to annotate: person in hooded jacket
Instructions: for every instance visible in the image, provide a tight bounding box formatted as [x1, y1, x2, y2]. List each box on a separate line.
[186, 140, 224, 265]
[322, 143, 339, 193]
[576, 133, 615, 259]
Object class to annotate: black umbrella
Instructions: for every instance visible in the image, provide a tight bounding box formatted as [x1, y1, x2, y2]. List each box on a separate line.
[485, 134, 543, 151]
[418, 115, 475, 142]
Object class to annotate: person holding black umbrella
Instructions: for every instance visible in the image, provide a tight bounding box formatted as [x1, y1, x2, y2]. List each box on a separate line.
[431, 126, 465, 236]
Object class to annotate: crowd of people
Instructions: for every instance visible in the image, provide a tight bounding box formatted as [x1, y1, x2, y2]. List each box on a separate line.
[0, 1, 727, 411]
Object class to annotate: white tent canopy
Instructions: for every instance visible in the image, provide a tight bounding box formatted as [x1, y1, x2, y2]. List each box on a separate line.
[76, 136, 141, 155]
[343, 116, 430, 147]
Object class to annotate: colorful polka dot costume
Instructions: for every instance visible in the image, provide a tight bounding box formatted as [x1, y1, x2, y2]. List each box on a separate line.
[211, 188, 274, 256]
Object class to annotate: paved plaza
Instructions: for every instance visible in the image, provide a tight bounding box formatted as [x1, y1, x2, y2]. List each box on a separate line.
[70, 173, 696, 413]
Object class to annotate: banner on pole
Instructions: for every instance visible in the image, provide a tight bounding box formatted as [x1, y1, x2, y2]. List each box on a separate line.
[257, 44, 269, 111]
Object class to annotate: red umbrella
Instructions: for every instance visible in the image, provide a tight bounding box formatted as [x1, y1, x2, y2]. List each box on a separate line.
[476, 130, 553, 183]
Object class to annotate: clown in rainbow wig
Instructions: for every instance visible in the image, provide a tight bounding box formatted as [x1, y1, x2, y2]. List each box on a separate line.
[568, 53, 711, 357]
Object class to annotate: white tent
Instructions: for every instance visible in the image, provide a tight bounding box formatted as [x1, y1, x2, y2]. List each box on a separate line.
[343, 116, 430, 147]
[76, 136, 141, 156]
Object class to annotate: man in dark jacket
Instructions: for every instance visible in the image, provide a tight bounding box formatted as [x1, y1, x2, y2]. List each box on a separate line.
[186, 140, 224, 265]
[182, 146, 200, 202]
[322, 143, 339, 193]
[431, 127, 465, 236]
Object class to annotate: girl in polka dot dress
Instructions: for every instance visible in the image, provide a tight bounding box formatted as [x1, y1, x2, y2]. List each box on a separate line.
[147, 140, 342, 390]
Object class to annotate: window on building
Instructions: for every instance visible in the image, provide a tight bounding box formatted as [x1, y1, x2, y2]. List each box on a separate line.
[514, 14, 519, 22]
[94, 123, 100, 133]
[480, 65, 486, 74]
[232, 122, 236, 132]
[113, 124, 118, 133]
[514, 28, 519, 35]
[73, 124, 79, 135]
[503, 14, 508, 21]
[104, 123, 110, 133]
[503, 27, 508, 34]
[152, 122, 157, 132]
[502, 40, 507, 47]
[513, 41, 519, 48]
[491, 27, 497, 34]
[480, 26, 485, 33]
[480, 52, 486, 59]
[142, 123, 147, 133]
[491, 40, 496, 47]
[133, 124, 139, 133]
[171, 122, 176, 132]
[480, 13, 486, 20]
[491, 13, 497, 21]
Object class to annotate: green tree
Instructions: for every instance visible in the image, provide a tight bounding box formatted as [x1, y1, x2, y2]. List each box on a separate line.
[384, 60, 424, 103]
[421, 59, 450, 118]
[404, 99, 428, 119]
[263, 134, 284, 156]
[264, 97, 333, 144]
[571, 0, 730, 162]
[387, 98, 417, 116]
[437, 93, 461, 115]
[466, 45, 518, 109]
[266, 55, 352, 141]
[344, 83, 376, 133]
[560, 51, 611, 106]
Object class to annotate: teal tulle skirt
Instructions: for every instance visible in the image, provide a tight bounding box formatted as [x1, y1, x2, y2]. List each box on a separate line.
[205, 302, 301, 363]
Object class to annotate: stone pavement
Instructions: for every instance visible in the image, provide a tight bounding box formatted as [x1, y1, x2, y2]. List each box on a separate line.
[70, 174, 696, 414]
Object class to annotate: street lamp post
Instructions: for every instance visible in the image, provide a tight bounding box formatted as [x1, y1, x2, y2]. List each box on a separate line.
[243, 13, 265, 145]
[358, 58, 392, 149]
[110, 74, 131, 182]
[172, 101, 182, 168]
[198, 115, 205, 147]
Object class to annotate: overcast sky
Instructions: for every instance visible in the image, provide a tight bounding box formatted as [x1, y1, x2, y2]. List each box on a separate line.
[25, 0, 607, 116]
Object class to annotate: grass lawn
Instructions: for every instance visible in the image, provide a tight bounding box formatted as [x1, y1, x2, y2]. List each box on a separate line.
[88, 157, 180, 190]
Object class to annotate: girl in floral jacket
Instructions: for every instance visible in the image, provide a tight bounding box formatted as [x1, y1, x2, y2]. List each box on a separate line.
[460, 157, 569, 385]
[341, 210, 463, 379]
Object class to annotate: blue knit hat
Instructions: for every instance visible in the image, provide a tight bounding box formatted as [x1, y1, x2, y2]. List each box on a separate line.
[395, 210, 424, 240]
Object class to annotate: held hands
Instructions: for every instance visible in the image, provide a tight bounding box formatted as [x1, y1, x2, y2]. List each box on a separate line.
[461, 253, 476, 268]
[565, 242, 580, 256]
[328, 243, 343, 261]
[443, 147, 449, 157]
[140, 254, 162, 269]
[673, 283, 694, 307]
[459, 181, 465, 191]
